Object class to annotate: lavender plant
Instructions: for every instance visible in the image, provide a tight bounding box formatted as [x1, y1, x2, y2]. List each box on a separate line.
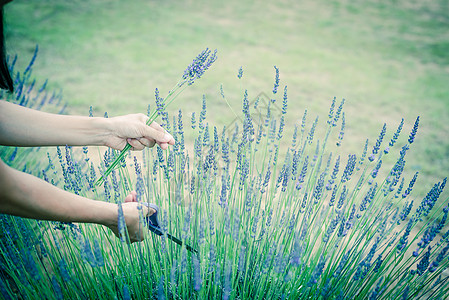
[0, 50, 448, 300]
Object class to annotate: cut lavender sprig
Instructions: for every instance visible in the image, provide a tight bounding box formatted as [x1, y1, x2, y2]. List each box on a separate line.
[96, 48, 217, 185]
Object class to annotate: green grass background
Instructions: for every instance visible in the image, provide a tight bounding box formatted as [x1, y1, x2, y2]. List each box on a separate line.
[4, 0, 449, 198]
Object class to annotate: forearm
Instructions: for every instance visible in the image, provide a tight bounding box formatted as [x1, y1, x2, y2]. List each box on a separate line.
[0, 100, 111, 147]
[0, 159, 117, 227]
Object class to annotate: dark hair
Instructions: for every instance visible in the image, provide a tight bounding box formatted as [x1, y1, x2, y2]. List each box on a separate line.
[0, 6, 13, 93]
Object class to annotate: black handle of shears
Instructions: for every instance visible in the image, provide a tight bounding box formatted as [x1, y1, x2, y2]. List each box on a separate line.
[143, 203, 198, 254]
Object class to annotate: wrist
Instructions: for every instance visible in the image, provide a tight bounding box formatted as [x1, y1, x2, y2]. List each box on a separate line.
[89, 117, 114, 147]
[85, 201, 118, 228]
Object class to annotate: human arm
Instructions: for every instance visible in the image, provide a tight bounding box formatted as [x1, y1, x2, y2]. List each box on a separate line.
[0, 100, 175, 150]
[0, 159, 153, 242]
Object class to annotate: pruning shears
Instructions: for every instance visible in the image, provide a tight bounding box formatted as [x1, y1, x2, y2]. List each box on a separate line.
[143, 203, 198, 254]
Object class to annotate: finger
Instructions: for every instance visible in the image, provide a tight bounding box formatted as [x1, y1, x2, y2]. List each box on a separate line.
[138, 137, 156, 148]
[143, 124, 175, 146]
[125, 191, 137, 202]
[157, 141, 169, 150]
[127, 138, 145, 151]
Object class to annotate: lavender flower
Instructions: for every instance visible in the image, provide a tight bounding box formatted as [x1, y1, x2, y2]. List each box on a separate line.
[237, 66, 243, 79]
[341, 154, 357, 183]
[313, 172, 326, 203]
[337, 185, 347, 209]
[328, 97, 336, 124]
[307, 117, 319, 144]
[408, 116, 419, 144]
[369, 123, 386, 161]
[273, 66, 280, 94]
[385, 118, 404, 153]
[282, 85, 288, 114]
[117, 203, 126, 241]
[307, 255, 326, 286]
[51, 276, 63, 300]
[337, 112, 345, 146]
[182, 48, 217, 86]
[402, 172, 419, 198]
[416, 246, 431, 276]
[332, 98, 345, 127]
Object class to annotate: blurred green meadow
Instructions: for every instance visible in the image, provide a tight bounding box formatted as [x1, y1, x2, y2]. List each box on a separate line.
[4, 0, 449, 197]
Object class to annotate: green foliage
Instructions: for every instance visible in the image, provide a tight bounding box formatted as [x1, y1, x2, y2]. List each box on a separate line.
[1, 51, 448, 299]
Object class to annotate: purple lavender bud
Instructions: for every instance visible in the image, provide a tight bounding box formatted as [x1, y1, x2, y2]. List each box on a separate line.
[327, 97, 336, 123]
[371, 123, 387, 159]
[416, 246, 431, 275]
[408, 116, 419, 144]
[307, 255, 326, 286]
[394, 178, 405, 199]
[298, 156, 309, 184]
[199, 95, 207, 129]
[337, 216, 346, 237]
[232, 212, 240, 242]
[402, 172, 419, 198]
[389, 118, 404, 148]
[333, 251, 350, 278]
[281, 162, 290, 193]
[401, 286, 410, 299]
[328, 185, 336, 208]
[397, 218, 413, 252]
[208, 244, 216, 273]
[313, 172, 326, 203]
[357, 139, 369, 171]
[237, 66, 243, 79]
[180, 248, 187, 274]
[191, 112, 196, 129]
[193, 256, 202, 291]
[51, 276, 63, 300]
[360, 183, 377, 212]
[307, 117, 319, 144]
[346, 205, 356, 231]
[223, 261, 232, 300]
[416, 178, 446, 219]
[117, 203, 126, 241]
[209, 211, 215, 236]
[336, 112, 345, 146]
[123, 284, 131, 300]
[273, 66, 280, 94]
[251, 215, 260, 238]
[373, 255, 382, 273]
[323, 215, 340, 243]
[8, 147, 17, 162]
[341, 154, 357, 183]
[332, 99, 345, 127]
[58, 259, 71, 282]
[93, 238, 104, 267]
[22, 248, 40, 280]
[282, 85, 288, 114]
[330, 155, 340, 183]
[224, 207, 231, 236]
[238, 245, 247, 273]
[277, 115, 285, 141]
[158, 276, 166, 300]
[371, 159, 382, 179]
[190, 175, 196, 195]
[81, 238, 96, 267]
[337, 185, 347, 209]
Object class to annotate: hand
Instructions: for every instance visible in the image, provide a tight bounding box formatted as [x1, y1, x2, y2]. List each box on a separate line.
[108, 191, 156, 243]
[104, 113, 175, 151]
